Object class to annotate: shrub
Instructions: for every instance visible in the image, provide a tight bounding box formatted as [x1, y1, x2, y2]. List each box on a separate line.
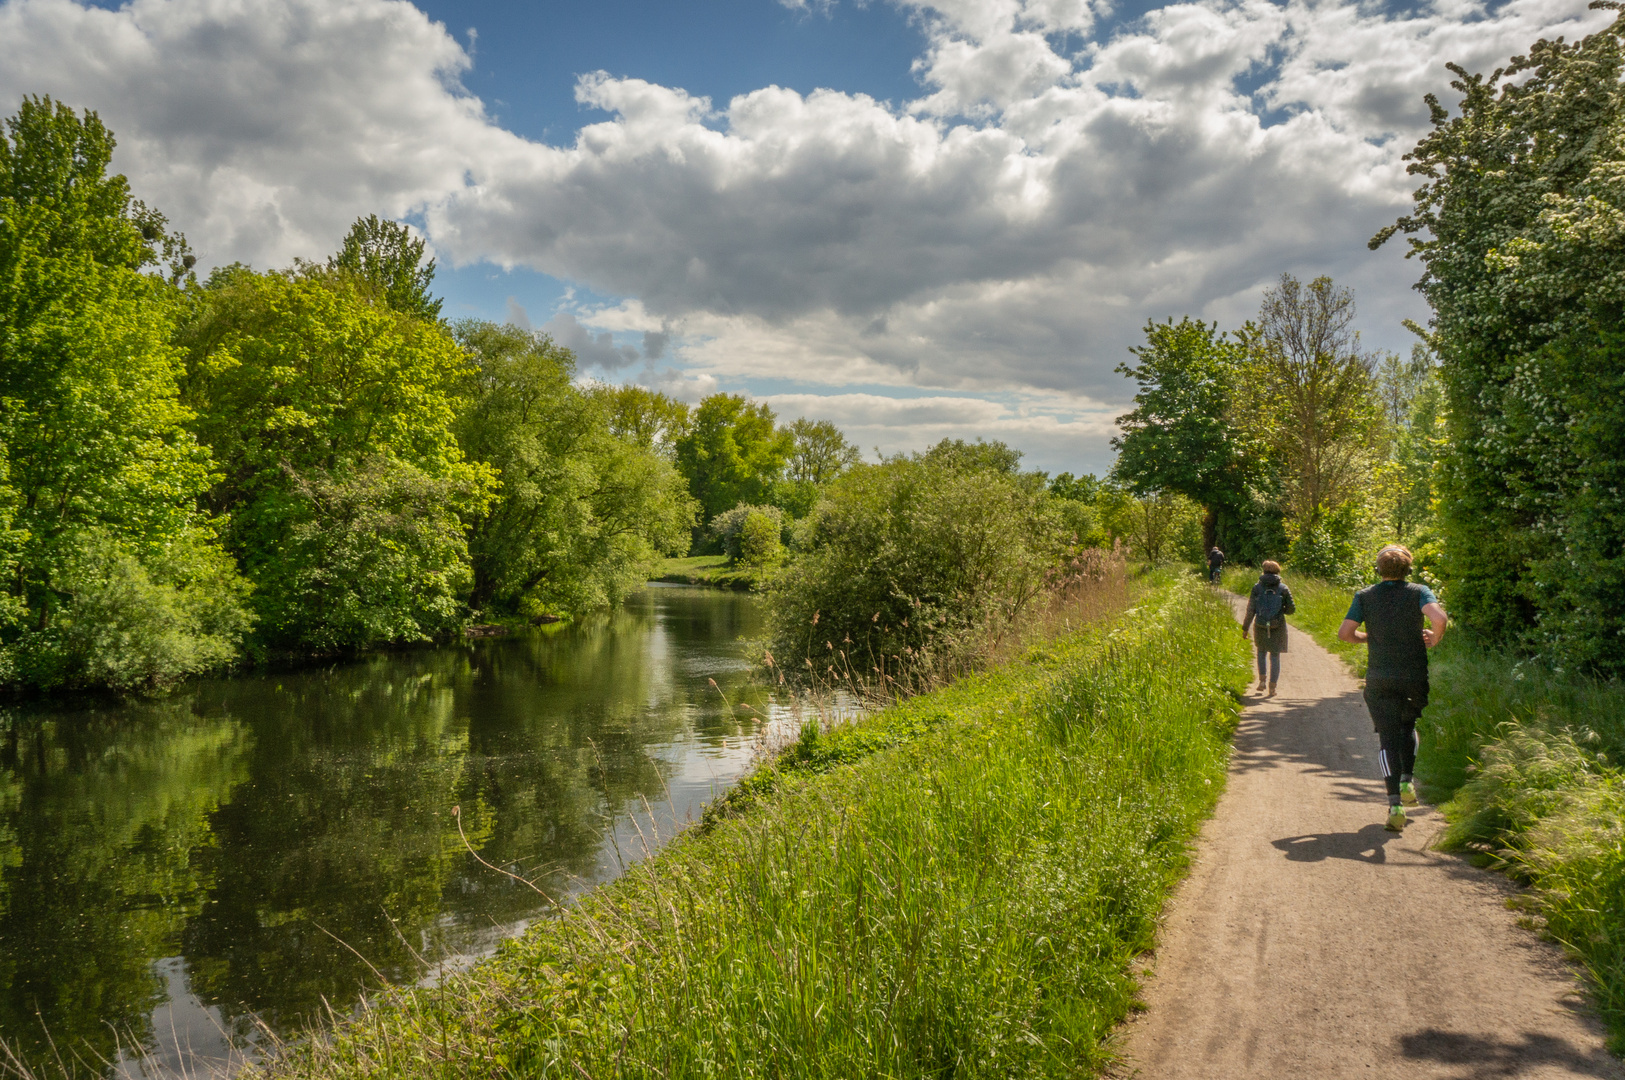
[766, 452, 1068, 680]
[737, 510, 783, 567]
[5, 529, 252, 692]
[708, 503, 789, 561]
[249, 457, 488, 653]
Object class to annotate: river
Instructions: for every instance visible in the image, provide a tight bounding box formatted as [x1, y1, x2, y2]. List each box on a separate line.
[0, 585, 784, 1078]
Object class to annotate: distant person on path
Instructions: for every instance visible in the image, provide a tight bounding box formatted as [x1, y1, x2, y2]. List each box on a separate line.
[1207, 546, 1225, 583]
[1241, 560, 1294, 697]
[1337, 545, 1449, 832]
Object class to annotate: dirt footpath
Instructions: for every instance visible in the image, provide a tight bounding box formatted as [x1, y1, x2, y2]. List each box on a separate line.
[1116, 596, 1622, 1079]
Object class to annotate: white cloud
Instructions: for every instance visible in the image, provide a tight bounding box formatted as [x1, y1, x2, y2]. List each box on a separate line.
[0, 0, 1608, 465]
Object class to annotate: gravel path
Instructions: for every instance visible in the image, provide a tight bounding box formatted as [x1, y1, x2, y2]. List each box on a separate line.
[1116, 595, 1622, 1079]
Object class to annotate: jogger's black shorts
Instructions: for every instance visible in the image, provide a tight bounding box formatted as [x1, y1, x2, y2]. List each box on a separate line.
[1363, 676, 1429, 737]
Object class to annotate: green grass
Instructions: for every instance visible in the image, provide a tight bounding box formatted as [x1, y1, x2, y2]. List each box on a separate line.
[653, 554, 760, 590]
[1225, 563, 1625, 1054]
[262, 575, 1250, 1079]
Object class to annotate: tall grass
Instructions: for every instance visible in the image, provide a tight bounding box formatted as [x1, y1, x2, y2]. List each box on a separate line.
[1226, 564, 1625, 1054]
[245, 575, 1248, 1080]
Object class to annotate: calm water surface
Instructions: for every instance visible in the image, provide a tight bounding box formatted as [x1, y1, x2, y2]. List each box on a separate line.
[0, 585, 784, 1076]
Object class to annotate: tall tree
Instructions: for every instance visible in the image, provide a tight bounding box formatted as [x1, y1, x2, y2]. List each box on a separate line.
[592, 383, 692, 459]
[454, 322, 694, 614]
[1240, 275, 1381, 536]
[785, 418, 860, 487]
[1112, 316, 1261, 552]
[0, 97, 249, 690]
[329, 214, 442, 321]
[674, 394, 793, 524]
[179, 266, 493, 651]
[1375, 11, 1625, 669]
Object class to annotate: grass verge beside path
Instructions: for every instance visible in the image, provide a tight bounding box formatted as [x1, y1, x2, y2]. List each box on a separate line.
[263, 576, 1249, 1080]
[1224, 564, 1625, 1054]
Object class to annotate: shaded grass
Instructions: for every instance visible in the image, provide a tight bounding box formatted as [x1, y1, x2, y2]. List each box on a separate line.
[1225, 564, 1625, 1055]
[254, 576, 1249, 1079]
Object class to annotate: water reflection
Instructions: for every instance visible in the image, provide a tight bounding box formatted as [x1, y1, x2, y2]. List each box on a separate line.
[0, 585, 777, 1076]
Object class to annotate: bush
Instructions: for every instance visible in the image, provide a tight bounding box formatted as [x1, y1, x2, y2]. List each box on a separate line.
[5, 529, 252, 692]
[249, 457, 489, 653]
[737, 510, 783, 567]
[708, 503, 789, 562]
[766, 452, 1068, 680]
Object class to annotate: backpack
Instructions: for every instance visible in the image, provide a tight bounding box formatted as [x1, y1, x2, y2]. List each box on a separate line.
[1255, 584, 1286, 631]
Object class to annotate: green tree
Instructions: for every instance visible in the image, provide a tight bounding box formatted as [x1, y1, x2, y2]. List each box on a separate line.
[674, 394, 793, 527]
[179, 267, 493, 651]
[1374, 12, 1625, 669]
[774, 417, 861, 518]
[455, 322, 695, 615]
[1098, 487, 1203, 566]
[1112, 317, 1262, 554]
[1239, 275, 1382, 576]
[0, 97, 250, 690]
[328, 214, 442, 321]
[592, 384, 691, 459]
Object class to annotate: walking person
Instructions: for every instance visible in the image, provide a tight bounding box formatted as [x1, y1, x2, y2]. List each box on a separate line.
[1207, 545, 1226, 584]
[1337, 545, 1449, 832]
[1241, 560, 1294, 697]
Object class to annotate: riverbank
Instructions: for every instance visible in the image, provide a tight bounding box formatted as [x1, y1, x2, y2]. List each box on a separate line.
[651, 554, 759, 590]
[262, 574, 1248, 1078]
[1222, 565, 1625, 1054]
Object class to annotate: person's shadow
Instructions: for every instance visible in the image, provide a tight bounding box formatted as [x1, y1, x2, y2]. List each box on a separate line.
[1271, 823, 1396, 863]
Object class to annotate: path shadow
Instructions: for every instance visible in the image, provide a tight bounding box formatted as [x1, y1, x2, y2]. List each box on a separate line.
[1229, 687, 1386, 807]
[1396, 1028, 1623, 1079]
[1271, 823, 1396, 863]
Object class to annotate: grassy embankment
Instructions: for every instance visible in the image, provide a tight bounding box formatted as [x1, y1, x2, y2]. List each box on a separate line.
[260, 575, 1248, 1079]
[1225, 564, 1625, 1053]
[652, 554, 759, 590]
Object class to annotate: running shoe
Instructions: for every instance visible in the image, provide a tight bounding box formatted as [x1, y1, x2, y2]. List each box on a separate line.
[1386, 806, 1408, 832]
[1399, 781, 1419, 806]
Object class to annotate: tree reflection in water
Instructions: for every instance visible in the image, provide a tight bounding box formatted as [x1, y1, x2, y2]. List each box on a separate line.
[0, 585, 775, 1076]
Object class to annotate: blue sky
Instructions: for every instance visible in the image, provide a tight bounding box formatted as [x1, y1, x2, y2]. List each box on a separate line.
[2, 0, 1607, 472]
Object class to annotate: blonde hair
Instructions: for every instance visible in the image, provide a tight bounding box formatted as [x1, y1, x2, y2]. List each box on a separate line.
[1376, 545, 1413, 579]
[1261, 560, 1282, 574]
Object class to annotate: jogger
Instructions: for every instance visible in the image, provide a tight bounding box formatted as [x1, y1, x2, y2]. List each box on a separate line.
[1338, 545, 1449, 831]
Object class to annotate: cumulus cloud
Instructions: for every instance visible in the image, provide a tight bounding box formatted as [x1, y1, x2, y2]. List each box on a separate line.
[0, 0, 1608, 462]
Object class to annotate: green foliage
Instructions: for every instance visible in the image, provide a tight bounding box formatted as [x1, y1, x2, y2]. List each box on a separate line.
[1113, 317, 1261, 549]
[1374, 13, 1625, 671]
[180, 266, 493, 652]
[674, 394, 793, 526]
[0, 96, 249, 690]
[328, 214, 442, 321]
[775, 416, 861, 517]
[1420, 649, 1625, 1052]
[1099, 487, 1203, 565]
[8, 530, 250, 692]
[455, 323, 695, 616]
[736, 510, 783, 568]
[708, 502, 789, 562]
[260, 577, 1250, 1080]
[592, 382, 691, 458]
[765, 442, 1066, 677]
